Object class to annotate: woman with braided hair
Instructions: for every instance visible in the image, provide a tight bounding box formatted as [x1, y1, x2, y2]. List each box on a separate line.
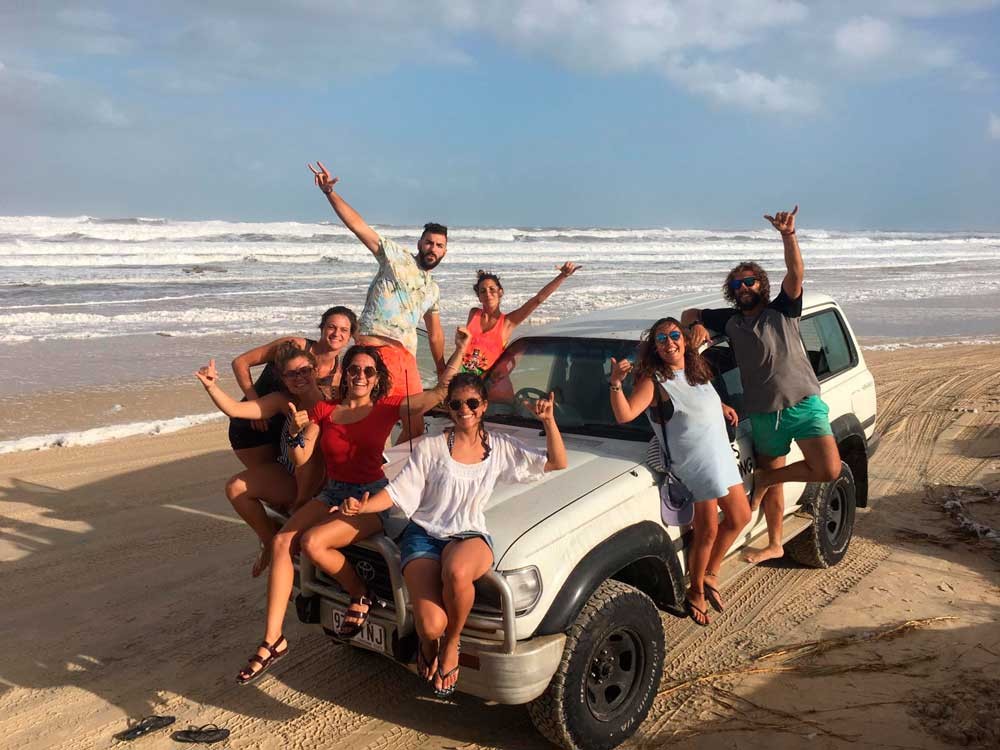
[341, 372, 568, 697]
[462, 262, 580, 376]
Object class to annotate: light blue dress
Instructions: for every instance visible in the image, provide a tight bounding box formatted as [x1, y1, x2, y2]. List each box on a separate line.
[654, 371, 742, 502]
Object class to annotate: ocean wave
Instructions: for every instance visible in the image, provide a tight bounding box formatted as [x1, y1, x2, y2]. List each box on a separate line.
[85, 216, 168, 225]
[861, 338, 1000, 351]
[0, 412, 224, 454]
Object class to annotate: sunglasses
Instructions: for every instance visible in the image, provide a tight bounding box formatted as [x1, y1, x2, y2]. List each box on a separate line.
[347, 364, 378, 379]
[654, 330, 682, 344]
[283, 365, 315, 380]
[448, 398, 482, 412]
[729, 277, 759, 290]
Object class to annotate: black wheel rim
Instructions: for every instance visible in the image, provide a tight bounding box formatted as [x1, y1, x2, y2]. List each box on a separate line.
[585, 627, 645, 722]
[824, 484, 847, 544]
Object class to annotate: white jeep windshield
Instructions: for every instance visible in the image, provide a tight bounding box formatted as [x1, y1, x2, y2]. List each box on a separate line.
[481, 337, 653, 441]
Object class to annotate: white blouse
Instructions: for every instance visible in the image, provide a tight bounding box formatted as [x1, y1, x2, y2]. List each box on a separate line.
[386, 432, 548, 540]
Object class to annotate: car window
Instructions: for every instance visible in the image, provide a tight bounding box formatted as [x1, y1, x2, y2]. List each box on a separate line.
[702, 341, 745, 416]
[483, 337, 652, 441]
[799, 309, 856, 380]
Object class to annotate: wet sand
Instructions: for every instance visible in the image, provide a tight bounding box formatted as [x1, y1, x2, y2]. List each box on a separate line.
[0, 344, 997, 749]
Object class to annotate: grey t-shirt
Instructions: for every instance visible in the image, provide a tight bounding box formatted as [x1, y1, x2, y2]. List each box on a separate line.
[701, 290, 820, 415]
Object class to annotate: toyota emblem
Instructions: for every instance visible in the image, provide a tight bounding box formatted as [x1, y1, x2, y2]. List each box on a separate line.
[355, 560, 376, 582]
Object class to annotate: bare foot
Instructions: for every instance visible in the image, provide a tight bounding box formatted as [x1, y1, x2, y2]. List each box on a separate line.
[417, 638, 439, 681]
[750, 469, 771, 511]
[251, 543, 271, 578]
[742, 545, 784, 564]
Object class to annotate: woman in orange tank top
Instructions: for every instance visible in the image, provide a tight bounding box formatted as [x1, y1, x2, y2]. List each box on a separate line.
[462, 261, 580, 375]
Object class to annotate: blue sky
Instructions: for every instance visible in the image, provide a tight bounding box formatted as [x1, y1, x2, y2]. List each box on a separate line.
[1, 1, 999, 229]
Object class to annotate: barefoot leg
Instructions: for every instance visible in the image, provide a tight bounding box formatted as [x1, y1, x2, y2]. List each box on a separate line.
[743, 455, 786, 564]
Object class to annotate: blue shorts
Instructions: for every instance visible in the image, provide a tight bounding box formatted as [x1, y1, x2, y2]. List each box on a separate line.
[398, 521, 494, 570]
[317, 478, 407, 540]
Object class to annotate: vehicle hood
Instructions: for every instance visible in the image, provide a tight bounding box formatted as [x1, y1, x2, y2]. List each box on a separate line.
[382, 421, 645, 558]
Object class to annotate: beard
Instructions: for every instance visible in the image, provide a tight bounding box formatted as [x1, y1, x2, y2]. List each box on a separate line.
[417, 251, 442, 271]
[736, 289, 763, 310]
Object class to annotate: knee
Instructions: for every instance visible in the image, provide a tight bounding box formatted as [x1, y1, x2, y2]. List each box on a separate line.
[271, 530, 295, 557]
[300, 529, 323, 560]
[415, 608, 448, 641]
[225, 473, 247, 502]
[442, 563, 474, 592]
[697, 519, 719, 544]
[819, 459, 842, 483]
[725, 505, 751, 530]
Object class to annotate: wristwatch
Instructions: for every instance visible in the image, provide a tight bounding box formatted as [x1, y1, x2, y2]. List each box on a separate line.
[609, 383, 622, 392]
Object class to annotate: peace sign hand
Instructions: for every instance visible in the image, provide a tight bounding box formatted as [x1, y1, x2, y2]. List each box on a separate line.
[764, 205, 798, 236]
[558, 261, 581, 277]
[195, 359, 218, 389]
[307, 161, 339, 195]
[609, 357, 632, 386]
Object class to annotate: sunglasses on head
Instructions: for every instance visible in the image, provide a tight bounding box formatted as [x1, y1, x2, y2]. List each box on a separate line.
[283, 365, 315, 379]
[347, 364, 377, 379]
[448, 398, 482, 412]
[654, 330, 682, 344]
[729, 276, 759, 290]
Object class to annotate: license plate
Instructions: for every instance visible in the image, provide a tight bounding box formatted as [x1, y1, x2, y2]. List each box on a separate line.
[331, 608, 388, 653]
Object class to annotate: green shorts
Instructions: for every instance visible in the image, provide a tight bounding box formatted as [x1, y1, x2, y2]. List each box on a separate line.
[750, 395, 833, 458]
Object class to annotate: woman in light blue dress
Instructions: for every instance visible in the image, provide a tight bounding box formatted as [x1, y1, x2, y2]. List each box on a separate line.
[609, 317, 751, 626]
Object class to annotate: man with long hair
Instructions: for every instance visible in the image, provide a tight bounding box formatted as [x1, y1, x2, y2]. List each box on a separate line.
[308, 161, 447, 439]
[682, 206, 841, 564]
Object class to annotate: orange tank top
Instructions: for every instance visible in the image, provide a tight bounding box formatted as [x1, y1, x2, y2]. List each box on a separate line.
[463, 310, 507, 375]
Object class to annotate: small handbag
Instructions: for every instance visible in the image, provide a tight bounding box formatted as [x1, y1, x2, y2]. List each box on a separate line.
[649, 383, 695, 526]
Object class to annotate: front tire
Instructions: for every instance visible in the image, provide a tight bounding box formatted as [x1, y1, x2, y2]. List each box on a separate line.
[786, 461, 857, 568]
[527, 580, 664, 750]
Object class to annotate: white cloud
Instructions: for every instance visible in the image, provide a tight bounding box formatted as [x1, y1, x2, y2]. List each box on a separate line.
[664, 57, 820, 114]
[0, 62, 130, 129]
[990, 113, 1000, 140]
[834, 16, 896, 62]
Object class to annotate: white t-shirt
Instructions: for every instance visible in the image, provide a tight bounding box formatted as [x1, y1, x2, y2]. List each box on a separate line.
[386, 432, 548, 540]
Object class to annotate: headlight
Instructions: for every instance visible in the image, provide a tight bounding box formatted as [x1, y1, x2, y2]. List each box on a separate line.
[502, 566, 542, 614]
[472, 566, 542, 615]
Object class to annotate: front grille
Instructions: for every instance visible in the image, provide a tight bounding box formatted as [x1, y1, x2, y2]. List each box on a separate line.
[314, 546, 394, 603]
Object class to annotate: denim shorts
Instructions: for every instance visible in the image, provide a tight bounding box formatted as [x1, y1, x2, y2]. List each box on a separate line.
[316, 478, 408, 540]
[398, 521, 494, 570]
[749, 394, 833, 458]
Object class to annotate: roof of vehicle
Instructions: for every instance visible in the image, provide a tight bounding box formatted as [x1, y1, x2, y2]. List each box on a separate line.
[513, 290, 836, 342]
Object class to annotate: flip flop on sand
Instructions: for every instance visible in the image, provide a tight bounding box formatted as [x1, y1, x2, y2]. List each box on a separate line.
[685, 597, 710, 627]
[113, 715, 176, 741]
[172, 724, 230, 744]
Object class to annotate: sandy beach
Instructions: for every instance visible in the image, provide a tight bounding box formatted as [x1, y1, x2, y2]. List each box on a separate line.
[0, 343, 997, 750]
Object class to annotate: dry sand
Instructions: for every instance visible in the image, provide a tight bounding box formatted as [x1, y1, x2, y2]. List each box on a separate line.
[0, 344, 997, 750]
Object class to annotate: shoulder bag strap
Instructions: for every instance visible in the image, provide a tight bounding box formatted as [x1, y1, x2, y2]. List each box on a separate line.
[653, 378, 673, 468]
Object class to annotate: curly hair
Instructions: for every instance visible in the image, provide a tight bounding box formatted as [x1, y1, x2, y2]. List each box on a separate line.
[274, 342, 318, 393]
[446, 372, 491, 459]
[472, 269, 503, 295]
[722, 261, 771, 308]
[337, 345, 392, 403]
[635, 317, 714, 387]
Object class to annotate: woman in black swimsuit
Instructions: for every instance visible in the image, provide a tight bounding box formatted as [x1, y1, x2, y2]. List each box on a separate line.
[228, 306, 357, 469]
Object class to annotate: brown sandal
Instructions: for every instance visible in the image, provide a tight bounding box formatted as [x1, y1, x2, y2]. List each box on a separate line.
[336, 595, 374, 639]
[236, 635, 288, 685]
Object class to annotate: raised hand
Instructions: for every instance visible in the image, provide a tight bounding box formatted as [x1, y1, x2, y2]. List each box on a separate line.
[307, 161, 339, 195]
[455, 325, 471, 348]
[195, 359, 218, 389]
[340, 492, 369, 516]
[558, 261, 581, 277]
[531, 392, 557, 423]
[688, 323, 711, 349]
[764, 205, 798, 236]
[609, 357, 632, 386]
[285, 401, 310, 436]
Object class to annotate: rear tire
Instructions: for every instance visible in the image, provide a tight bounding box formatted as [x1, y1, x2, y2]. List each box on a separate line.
[527, 580, 664, 750]
[786, 461, 857, 568]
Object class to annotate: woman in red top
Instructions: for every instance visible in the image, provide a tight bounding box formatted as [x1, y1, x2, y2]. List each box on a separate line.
[232, 328, 470, 685]
[461, 261, 580, 375]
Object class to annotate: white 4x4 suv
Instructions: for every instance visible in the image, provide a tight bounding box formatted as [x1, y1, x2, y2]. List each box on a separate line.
[291, 292, 878, 750]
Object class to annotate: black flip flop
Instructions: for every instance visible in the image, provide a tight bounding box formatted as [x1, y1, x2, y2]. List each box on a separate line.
[113, 715, 176, 741]
[172, 724, 231, 744]
[704, 583, 725, 613]
[685, 598, 710, 627]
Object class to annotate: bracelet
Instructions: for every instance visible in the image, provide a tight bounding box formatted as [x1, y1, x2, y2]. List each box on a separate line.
[781, 230, 796, 237]
[284, 430, 306, 448]
[609, 383, 622, 392]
